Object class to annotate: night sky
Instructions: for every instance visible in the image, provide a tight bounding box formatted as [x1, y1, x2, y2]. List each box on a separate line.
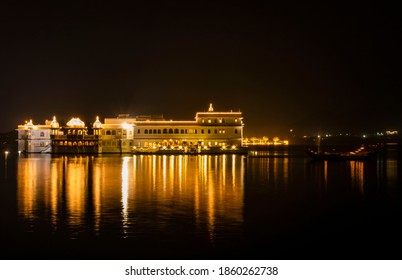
[0, 2, 400, 136]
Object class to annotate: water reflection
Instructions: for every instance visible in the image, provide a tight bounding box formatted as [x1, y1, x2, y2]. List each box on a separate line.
[7, 146, 402, 259]
[246, 156, 289, 188]
[349, 161, 364, 194]
[305, 160, 371, 196]
[17, 155, 245, 241]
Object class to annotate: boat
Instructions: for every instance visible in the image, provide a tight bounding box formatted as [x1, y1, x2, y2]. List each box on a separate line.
[306, 146, 377, 161]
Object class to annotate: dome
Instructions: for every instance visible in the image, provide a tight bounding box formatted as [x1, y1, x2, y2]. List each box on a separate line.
[66, 117, 85, 127]
[25, 119, 34, 129]
[93, 116, 102, 129]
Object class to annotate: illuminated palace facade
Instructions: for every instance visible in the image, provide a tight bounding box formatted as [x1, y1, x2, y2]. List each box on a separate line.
[17, 104, 244, 153]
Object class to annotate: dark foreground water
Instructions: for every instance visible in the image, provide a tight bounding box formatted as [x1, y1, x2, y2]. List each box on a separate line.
[1, 145, 401, 260]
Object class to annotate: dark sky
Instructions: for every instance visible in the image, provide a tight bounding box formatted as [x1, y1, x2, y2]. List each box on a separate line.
[0, 1, 400, 136]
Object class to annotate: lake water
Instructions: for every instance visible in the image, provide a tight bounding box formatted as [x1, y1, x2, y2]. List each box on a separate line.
[1, 146, 401, 259]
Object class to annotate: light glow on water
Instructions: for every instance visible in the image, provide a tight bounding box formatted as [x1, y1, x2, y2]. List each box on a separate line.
[8, 146, 402, 259]
[16, 154, 245, 242]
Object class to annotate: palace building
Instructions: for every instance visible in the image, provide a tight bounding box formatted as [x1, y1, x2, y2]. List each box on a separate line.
[17, 119, 52, 153]
[16, 104, 245, 154]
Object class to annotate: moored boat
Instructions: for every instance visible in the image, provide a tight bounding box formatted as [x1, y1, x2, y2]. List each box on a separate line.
[306, 146, 377, 161]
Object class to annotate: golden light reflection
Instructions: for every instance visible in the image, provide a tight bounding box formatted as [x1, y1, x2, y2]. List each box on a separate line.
[349, 161, 365, 194]
[50, 158, 62, 228]
[247, 155, 290, 189]
[93, 156, 102, 234]
[122, 156, 130, 231]
[152, 155, 157, 190]
[66, 156, 87, 231]
[17, 156, 52, 220]
[163, 155, 167, 191]
[17, 154, 245, 240]
[283, 157, 289, 187]
[386, 159, 398, 187]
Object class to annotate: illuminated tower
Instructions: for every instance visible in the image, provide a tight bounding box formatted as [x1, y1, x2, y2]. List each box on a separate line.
[50, 116, 60, 136]
[93, 116, 102, 136]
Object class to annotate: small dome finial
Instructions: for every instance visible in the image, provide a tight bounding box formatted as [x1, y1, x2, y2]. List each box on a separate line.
[93, 116, 102, 129]
[208, 103, 214, 112]
[50, 116, 59, 128]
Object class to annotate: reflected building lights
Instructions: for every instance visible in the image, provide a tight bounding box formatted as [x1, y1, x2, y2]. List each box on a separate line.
[273, 157, 278, 186]
[222, 155, 226, 188]
[169, 156, 175, 194]
[16, 154, 245, 241]
[162, 155, 167, 191]
[93, 157, 102, 234]
[283, 157, 289, 187]
[121, 157, 130, 234]
[386, 159, 398, 187]
[349, 161, 364, 194]
[207, 172, 216, 241]
[50, 159, 61, 228]
[152, 155, 157, 191]
[66, 157, 86, 231]
[176, 156, 181, 191]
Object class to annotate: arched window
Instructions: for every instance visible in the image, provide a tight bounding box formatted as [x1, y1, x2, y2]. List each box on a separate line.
[180, 129, 184, 134]
[208, 129, 211, 134]
[174, 129, 179, 134]
[40, 132, 44, 137]
[138, 129, 141, 134]
[153, 129, 157, 134]
[149, 129, 152, 134]
[215, 129, 217, 134]
[235, 129, 238, 134]
[145, 129, 148, 134]
[163, 129, 167, 134]
[106, 130, 111, 135]
[112, 130, 116, 135]
[158, 129, 161, 134]
[169, 129, 173, 134]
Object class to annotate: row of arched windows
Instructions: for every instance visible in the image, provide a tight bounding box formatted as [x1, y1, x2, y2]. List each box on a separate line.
[139, 128, 234, 135]
[54, 140, 97, 147]
[141, 128, 190, 134]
